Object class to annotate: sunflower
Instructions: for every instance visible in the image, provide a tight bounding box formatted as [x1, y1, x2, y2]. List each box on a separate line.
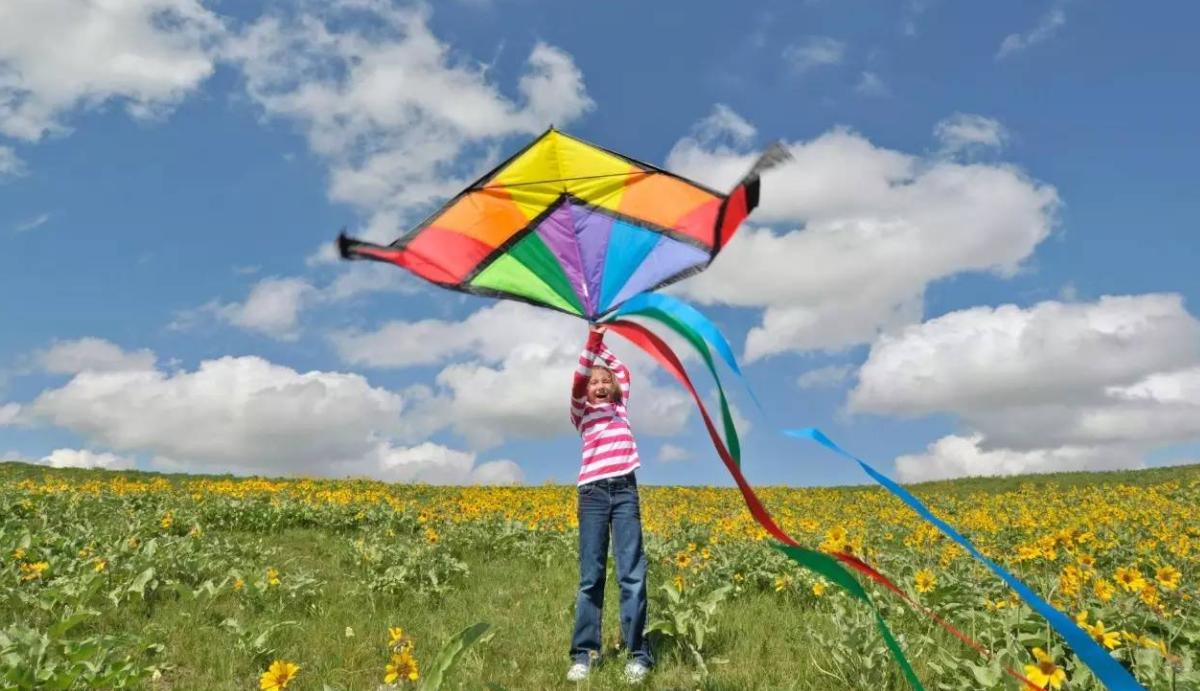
[259, 660, 299, 690]
[1023, 648, 1066, 690]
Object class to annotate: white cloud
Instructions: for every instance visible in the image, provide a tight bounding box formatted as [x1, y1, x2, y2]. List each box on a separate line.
[657, 443, 691, 463]
[25, 351, 517, 483]
[41, 448, 135, 471]
[39, 337, 157, 374]
[934, 113, 1009, 157]
[0, 146, 26, 179]
[218, 276, 315, 340]
[0, 403, 21, 426]
[227, 3, 591, 245]
[666, 109, 1059, 359]
[851, 294, 1200, 480]
[855, 71, 889, 97]
[332, 301, 572, 369]
[782, 37, 846, 73]
[797, 364, 853, 389]
[0, 0, 224, 141]
[14, 212, 50, 233]
[996, 6, 1067, 60]
[895, 434, 1139, 483]
[851, 295, 1200, 417]
[334, 302, 691, 448]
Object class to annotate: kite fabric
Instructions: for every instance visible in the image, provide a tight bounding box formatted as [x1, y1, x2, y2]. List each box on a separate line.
[338, 127, 783, 320]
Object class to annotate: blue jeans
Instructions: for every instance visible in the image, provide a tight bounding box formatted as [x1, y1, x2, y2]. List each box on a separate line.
[570, 472, 653, 667]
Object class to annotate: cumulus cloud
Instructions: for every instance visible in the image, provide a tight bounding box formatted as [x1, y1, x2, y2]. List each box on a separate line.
[333, 302, 692, 448]
[41, 448, 135, 471]
[782, 37, 846, 74]
[24, 351, 518, 483]
[851, 294, 1200, 481]
[39, 337, 157, 374]
[0, 403, 21, 426]
[0, 146, 26, 179]
[666, 107, 1059, 359]
[657, 443, 691, 463]
[996, 5, 1067, 60]
[227, 3, 591, 245]
[934, 113, 1009, 157]
[0, 0, 224, 141]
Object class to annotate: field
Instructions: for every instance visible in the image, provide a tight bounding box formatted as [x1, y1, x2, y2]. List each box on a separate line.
[2, 461, 1198, 690]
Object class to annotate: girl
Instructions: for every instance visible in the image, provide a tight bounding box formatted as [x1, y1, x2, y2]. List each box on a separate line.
[566, 324, 652, 684]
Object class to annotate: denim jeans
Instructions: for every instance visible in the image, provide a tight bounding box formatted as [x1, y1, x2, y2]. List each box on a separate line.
[570, 472, 653, 667]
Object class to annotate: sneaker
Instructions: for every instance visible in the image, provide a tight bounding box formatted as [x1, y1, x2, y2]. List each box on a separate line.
[566, 662, 590, 682]
[623, 661, 649, 684]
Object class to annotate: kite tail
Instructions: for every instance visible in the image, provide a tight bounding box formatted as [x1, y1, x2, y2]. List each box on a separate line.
[606, 319, 926, 691]
[606, 299, 1142, 691]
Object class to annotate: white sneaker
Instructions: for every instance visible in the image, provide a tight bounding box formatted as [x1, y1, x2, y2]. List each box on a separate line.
[566, 662, 590, 682]
[623, 661, 649, 684]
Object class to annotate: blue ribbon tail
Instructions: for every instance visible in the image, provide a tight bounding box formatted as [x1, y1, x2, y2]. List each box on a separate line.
[784, 427, 1145, 691]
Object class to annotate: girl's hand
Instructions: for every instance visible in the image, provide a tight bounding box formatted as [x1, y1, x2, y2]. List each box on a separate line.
[590, 323, 607, 335]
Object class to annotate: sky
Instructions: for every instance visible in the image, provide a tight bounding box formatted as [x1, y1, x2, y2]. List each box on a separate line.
[2, 0, 1199, 487]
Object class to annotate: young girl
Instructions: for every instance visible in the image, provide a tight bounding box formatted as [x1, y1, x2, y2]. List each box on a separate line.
[566, 324, 652, 683]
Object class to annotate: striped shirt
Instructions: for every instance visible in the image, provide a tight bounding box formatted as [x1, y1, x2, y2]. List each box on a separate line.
[570, 331, 640, 485]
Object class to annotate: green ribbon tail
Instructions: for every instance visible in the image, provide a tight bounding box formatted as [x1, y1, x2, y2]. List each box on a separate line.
[607, 306, 742, 466]
[775, 545, 925, 691]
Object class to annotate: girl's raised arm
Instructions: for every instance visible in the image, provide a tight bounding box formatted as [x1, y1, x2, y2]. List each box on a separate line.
[594, 342, 631, 402]
[569, 329, 605, 429]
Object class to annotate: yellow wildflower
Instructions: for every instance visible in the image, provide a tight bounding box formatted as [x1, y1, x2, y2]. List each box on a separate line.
[93, 558, 107, 573]
[1024, 647, 1066, 690]
[234, 578, 244, 591]
[1155, 565, 1181, 591]
[160, 511, 173, 530]
[674, 552, 691, 569]
[388, 627, 412, 650]
[1115, 566, 1146, 592]
[259, 660, 299, 690]
[812, 581, 826, 597]
[12, 547, 25, 561]
[1086, 620, 1120, 650]
[384, 647, 419, 684]
[20, 561, 49, 581]
[266, 567, 280, 587]
[1093, 579, 1115, 602]
[914, 569, 936, 594]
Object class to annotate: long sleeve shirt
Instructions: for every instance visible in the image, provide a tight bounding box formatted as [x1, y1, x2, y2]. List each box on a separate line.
[570, 331, 640, 485]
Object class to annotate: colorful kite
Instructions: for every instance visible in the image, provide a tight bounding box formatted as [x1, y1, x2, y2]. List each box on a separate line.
[336, 129, 1144, 691]
[337, 127, 784, 320]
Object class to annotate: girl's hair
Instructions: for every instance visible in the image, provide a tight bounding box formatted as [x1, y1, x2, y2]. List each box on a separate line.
[589, 365, 623, 403]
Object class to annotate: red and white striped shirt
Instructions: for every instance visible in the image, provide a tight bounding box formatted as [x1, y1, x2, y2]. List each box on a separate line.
[570, 331, 640, 485]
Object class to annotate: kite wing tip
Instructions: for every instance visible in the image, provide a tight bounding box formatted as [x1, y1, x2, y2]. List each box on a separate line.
[336, 230, 354, 260]
[749, 141, 792, 177]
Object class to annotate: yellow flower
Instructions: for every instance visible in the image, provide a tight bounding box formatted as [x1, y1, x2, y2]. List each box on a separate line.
[12, 547, 25, 561]
[93, 558, 107, 573]
[1115, 566, 1146, 592]
[1087, 620, 1120, 650]
[1093, 578, 1115, 602]
[388, 627, 412, 650]
[687, 542, 697, 553]
[1024, 647, 1066, 690]
[812, 581, 826, 597]
[160, 511, 173, 530]
[1140, 636, 1168, 656]
[672, 574, 685, 591]
[773, 576, 790, 592]
[700, 547, 711, 560]
[259, 660, 299, 690]
[1139, 583, 1160, 609]
[20, 561, 48, 581]
[1074, 610, 1089, 627]
[1155, 565, 1181, 591]
[384, 647, 419, 684]
[234, 578, 244, 591]
[913, 569, 936, 594]
[674, 552, 691, 569]
[266, 567, 280, 587]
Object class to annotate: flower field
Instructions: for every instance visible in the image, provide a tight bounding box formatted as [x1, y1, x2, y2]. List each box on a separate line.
[2, 460, 1198, 689]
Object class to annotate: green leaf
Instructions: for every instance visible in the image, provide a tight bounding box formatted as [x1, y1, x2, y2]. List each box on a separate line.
[128, 567, 156, 598]
[418, 622, 492, 691]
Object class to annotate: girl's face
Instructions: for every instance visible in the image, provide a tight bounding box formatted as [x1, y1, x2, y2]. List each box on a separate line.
[587, 367, 618, 404]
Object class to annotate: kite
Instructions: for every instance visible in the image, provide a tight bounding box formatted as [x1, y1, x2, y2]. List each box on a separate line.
[337, 127, 786, 320]
[336, 129, 1144, 691]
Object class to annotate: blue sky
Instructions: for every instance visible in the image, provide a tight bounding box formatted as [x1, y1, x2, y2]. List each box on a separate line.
[3, 0, 1199, 486]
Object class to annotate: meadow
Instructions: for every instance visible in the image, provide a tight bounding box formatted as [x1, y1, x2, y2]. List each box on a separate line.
[1, 460, 1197, 690]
